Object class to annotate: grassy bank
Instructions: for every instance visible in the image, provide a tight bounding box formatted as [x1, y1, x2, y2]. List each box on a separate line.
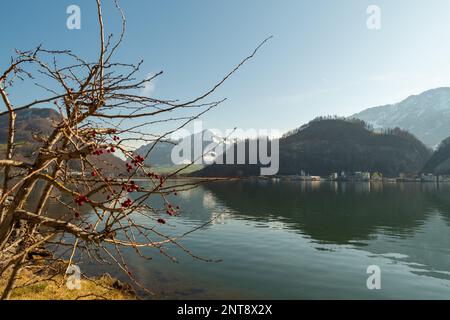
[0, 262, 136, 300]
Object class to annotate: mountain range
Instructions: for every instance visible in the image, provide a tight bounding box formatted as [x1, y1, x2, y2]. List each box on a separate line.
[139, 87, 450, 171]
[4, 86, 450, 177]
[352, 87, 450, 148]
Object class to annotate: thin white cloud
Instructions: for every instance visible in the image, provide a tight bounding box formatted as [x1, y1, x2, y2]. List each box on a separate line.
[140, 72, 156, 97]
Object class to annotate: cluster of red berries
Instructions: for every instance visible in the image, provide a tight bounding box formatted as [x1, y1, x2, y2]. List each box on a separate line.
[121, 181, 139, 193]
[157, 218, 166, 224]
[75, 195, 89, 206]
[93, 147, 116, 156]
[125, 163, 134, 173]
[147, 172, 163, 182]
[166, 204, 180, 216]
[121, 198, 133, 208]
[113, 136, 120, 142]
[125, 155, 145, 173]
[92, 149, 104, 156]
[147, 172, 159, 179]
[131, 155, 145, 166]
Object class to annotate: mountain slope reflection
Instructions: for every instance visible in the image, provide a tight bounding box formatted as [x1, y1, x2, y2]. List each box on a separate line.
[201, 180, 450, 244]
[199, 180, 450, 282]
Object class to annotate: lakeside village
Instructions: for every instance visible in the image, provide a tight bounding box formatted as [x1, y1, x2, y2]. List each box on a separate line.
[65, 169, 450, 183]
[267, 170, 450, 183]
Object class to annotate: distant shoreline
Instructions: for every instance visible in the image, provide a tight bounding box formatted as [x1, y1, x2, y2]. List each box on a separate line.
[124, 175, 449, 184]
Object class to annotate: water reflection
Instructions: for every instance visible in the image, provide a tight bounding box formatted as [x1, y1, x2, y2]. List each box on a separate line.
[202, 180, 442, 243]
[199, 180, 450, 288]
[35, 179, 450, 299]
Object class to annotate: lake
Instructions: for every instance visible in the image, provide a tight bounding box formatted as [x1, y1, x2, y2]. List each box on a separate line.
[78, 179, 450, 299]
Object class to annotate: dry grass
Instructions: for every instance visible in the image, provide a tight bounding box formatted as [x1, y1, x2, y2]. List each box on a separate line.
[0, 262, 136, 300]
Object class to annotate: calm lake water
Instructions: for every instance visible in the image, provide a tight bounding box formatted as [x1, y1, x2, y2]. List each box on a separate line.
[78, 179, 450, 299]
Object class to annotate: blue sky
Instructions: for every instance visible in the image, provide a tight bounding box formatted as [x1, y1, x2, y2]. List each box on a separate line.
[2, 0, 450, 136]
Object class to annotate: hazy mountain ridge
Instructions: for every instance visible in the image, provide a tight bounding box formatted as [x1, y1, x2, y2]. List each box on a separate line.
[0, 108, 126, 174]
[135, 140, 178, 166]
[135, 130, 224, 166]
[352, 87, 450, 148]
[0, 108, 60, 143]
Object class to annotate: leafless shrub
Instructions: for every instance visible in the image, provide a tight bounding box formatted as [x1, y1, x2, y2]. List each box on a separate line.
[0, 0, 269, 299]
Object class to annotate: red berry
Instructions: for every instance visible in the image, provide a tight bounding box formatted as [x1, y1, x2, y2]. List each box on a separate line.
[75, 195, 88, 206]
[121, 199, 133, 208]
